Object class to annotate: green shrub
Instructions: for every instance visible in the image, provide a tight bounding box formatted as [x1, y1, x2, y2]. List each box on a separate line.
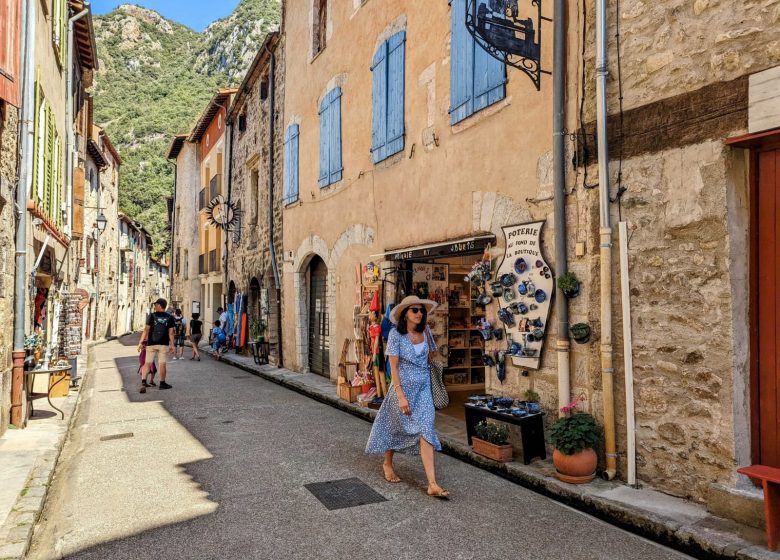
[524, 389, 540, 403]
[549, 412, 600, 455]
[475, 420, 510, 445]
[557, 271, 580, 292]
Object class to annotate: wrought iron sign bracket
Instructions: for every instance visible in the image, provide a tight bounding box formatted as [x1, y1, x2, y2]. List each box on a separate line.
[465, 0, 552, 91]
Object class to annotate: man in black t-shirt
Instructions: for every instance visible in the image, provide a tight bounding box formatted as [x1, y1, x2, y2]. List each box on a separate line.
[137, 298, 175, 393]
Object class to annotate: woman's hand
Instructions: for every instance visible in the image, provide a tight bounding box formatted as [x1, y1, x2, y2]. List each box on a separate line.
[398, 393, 411, 416]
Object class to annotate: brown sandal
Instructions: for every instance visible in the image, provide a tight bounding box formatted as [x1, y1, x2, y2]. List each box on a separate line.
[427, 485, 450, 500]
[382, 465, 401, 483]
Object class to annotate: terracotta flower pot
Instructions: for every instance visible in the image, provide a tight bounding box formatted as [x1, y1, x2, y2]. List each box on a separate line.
[472, 437, 513, 462]
[553, 447, 597, 484]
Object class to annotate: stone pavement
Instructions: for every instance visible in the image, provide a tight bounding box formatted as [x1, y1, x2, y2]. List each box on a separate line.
[0, 348, 90, 560]
[28, 336, 694, 559]
[200, 345, 779, 560]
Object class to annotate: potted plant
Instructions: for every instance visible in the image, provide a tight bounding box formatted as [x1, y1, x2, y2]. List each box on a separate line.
[570, 323, 591, 344]
[524, 389, 540, 403]
[472, 420, 513, 462]
[249, 317, 267, 342]
[549, 398, 600, 484]
[557, 271, 581, 298]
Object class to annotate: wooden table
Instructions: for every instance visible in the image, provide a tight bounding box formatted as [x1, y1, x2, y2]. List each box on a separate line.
[24, 364, 72, 421]
[464, 403, 546, 465]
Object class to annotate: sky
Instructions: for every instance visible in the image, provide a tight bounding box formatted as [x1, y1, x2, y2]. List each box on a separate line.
[90, 0, 241, 31]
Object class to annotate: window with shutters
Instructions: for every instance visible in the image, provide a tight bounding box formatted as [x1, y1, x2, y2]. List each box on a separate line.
[371, 31, 406, 164]
[283, 123, 299, 205]
[318, 88, 342, 188]
[250, 167, 260, 224]
[0, 0, 22, 107]
[449, 0, 506, 125]
[52, 0, 67, 66]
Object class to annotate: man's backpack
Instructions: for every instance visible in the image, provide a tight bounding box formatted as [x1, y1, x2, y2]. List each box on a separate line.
[149, 314, 170, 345]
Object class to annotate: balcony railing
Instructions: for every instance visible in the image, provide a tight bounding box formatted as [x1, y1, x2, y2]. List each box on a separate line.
[208, 249, 219, 273]
[119, 234, 131, 251]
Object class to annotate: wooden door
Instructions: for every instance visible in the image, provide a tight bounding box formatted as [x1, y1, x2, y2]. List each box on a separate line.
[308, 257, 330, 376]
[756, 147, 780, 467]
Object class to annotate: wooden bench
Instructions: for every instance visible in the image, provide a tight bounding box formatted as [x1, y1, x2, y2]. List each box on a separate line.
[737, 464, 780, 551]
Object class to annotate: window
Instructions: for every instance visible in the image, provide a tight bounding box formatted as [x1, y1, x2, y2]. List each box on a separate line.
[313, 0, 327, 56]
[318, 87, 342, 188]
[449, 0, 506, 125]
[238, 113, 246, 132]
[260, 75, 269, 100]
[209, 175, 218, 199]
[183, 250, 189, 280]
[198, 188, 205, 210]
[250, 168, 260, 223]
[371, 31, 405, 163]
[0, 0, 22, 107]
[31, 83, 63, 226]
[283, 124, 300, 205]
[52, 0, 67, 65]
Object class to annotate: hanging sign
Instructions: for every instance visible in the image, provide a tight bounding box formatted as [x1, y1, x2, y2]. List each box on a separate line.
[205, 195, 240, 231]
[493, 220, 553, 369]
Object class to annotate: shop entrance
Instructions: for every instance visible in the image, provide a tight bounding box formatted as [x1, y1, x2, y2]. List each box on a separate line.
[308, 256, 330, 376]
[755, 145, 780, 468]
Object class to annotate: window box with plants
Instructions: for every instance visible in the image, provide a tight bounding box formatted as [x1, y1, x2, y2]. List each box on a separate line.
[557, 271, 580, 299]
[472, 420, 513, 462]
[549, 397, 600, 484]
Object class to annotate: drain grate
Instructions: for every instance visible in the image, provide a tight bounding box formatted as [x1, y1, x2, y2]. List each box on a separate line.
[305, 478, 387, 510]
[100, 432, 134, 441]
[232, 375, 251, 379]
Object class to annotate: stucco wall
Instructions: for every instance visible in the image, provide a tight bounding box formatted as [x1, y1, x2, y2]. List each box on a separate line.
[171, 142, 201, 316]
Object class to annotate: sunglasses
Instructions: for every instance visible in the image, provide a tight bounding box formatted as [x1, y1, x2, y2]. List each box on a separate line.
[408, 307, 424, 314]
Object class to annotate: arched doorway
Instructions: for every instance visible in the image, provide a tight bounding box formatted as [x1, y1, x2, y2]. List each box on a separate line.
[308, 256, 329, 376]
[249, 277, 261, 322]
[227, 280, 237, 307]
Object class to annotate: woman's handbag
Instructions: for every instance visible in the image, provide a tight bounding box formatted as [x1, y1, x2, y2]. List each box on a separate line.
[426, 329, 449, 410]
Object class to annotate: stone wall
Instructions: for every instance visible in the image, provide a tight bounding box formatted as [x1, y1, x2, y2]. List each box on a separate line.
[228, 42, 285, 320]
[0, 103, 19, 437]
[97, 156, 120, 338]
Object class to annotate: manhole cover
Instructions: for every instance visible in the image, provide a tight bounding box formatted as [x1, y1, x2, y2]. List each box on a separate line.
[305, 478, 386, 510]
[232, 376, 250, 379]
[100, 432, 134, 441]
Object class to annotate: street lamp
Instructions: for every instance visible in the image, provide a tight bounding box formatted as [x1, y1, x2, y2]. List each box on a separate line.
[96, 212, 108, 233]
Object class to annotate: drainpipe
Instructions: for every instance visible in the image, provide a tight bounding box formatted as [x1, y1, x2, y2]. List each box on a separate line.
[11, 0, 38, 427]
[170, 160, 177, 304]
[224, 121, 233, 306]
[65, 6, 90, 237]
[596, 0, 617, 480]
[264, 43, 283, 367]
[552, 0, 570, 415]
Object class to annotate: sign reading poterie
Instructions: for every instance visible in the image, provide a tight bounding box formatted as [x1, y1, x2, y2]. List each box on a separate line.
[494, 221, 553, 370]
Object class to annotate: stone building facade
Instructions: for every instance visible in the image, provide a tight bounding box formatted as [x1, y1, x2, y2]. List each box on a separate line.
[225, 32, 285, 362]
[277, 0, 780, 520]
[0, 100, 20, 436]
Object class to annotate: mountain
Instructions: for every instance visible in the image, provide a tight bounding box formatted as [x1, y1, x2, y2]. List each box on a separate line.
[92, 0, 281, 258]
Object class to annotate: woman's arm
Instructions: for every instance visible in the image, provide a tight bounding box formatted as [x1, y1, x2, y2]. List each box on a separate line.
[389, 355, 411, 416]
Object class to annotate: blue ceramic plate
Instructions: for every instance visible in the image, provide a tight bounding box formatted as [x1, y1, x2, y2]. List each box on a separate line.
[534, 289, 546, 303]
[513, 258, 527, 274]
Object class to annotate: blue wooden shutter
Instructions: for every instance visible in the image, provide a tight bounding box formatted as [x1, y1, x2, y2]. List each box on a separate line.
[450, 0, 473, 125]
[319, 94, 330, 187]
[371, 41, 388, 163]
[385, 31, 405, 159]
[284, 123, 299, 204]
[472, 1, 506, 113]
[328, 87, 342, 184]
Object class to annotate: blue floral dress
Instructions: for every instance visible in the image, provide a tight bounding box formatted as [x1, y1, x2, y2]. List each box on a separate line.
[365, 327, 442, 455]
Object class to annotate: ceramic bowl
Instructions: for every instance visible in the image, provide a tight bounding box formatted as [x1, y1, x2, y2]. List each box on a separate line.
[502, 288, 516, 302]
[534, 289, 546, 304]
[514, 258, 527, 274]
[533, 328, 544, 340]
[518, 303, 529, 315]
[500, 273, 517, 287]
[517, 282, 528, 295]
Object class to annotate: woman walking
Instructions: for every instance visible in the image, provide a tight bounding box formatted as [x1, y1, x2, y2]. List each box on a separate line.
[189, 313, 203, 361]
[365, 296, 449, 499]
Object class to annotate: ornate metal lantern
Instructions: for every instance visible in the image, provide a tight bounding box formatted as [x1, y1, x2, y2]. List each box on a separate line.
[465, 0, 550, 90]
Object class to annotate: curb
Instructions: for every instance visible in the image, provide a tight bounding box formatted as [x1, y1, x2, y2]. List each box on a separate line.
[0, 344, 101, 560]
[202, 346, 777, 560]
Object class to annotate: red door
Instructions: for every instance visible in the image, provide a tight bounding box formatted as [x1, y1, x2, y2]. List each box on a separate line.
[756, 147, 780, 467]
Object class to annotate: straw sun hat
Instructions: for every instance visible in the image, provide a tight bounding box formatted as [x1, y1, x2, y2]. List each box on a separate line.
[390, 295, 438, 325]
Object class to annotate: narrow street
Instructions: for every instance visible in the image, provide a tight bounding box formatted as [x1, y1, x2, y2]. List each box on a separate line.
[27, 336, 692, 560]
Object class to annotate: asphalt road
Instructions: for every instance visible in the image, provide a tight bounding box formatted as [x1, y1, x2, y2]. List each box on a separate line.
[28, 335, 693, 560]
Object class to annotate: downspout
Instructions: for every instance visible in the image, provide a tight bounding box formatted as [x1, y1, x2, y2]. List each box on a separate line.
[224, 122, 233, 306]
[553, 0, 570, 415]
[596, 0, 617, 480]
[170, 159, 177, 304]
[65, 7, 90, 236]
[11, 0, 37, 427]
[264, 43, 283, 367]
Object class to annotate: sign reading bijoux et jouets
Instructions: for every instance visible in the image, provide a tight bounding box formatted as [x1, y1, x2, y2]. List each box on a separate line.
[492, 221, 553, 369]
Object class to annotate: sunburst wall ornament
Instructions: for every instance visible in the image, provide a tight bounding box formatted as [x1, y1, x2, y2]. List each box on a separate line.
[205, 195, 240, 231]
